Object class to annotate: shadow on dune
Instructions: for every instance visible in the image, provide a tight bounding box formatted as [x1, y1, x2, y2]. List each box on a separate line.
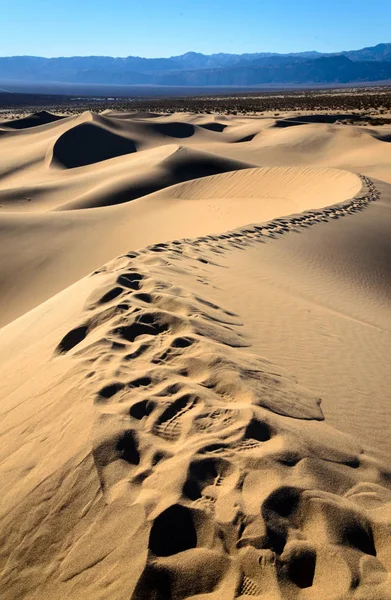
[371, 132, 391, 143]
[234, 133, 257, 143]
[3, 110, 65, 130]
[152, 122, 195, 138]
[127, 112, 163, 119]
[199, 122, 228, 132]
[52, 122, 138, 168]
[274, 114, 365, 128]
[164, 148, 249, 180]
[58, 148, 254, 210]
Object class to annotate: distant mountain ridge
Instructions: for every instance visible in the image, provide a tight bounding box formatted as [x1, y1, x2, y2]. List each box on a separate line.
[1, 44, 391, 86]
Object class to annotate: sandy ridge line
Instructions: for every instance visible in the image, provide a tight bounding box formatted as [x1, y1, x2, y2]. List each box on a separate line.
[92, 173, 377, 284]
[137, 174, 377, 258]
[0, 175, 387, 599]
[50, 184, 391, 598]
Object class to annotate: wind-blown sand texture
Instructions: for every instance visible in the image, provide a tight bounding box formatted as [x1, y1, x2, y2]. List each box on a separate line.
[0, 110, 390, 599]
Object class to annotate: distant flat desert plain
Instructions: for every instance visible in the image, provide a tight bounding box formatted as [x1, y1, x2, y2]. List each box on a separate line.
[0, 104, 390, 599]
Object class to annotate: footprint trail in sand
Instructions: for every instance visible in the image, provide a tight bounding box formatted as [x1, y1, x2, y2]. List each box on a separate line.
[1, 110, 391, 600]
[48, 176, 391, 599]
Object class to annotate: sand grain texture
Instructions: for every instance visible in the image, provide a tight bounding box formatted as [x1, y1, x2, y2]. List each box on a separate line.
[0, 110, 390, 599]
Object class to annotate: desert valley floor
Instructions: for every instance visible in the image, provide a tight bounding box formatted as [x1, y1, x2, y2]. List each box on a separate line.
[0, 109, 390, 599]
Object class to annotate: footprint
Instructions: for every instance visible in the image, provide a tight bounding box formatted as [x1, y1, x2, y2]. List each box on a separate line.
[117, 272, 144, 290]
[261, 486, 302, 554]
[115, 313, 169, 343]
[195, 408, 236, 433]
[56, 324, 88, 354]
[134, 292, 152, 304]
[97, 286, 124, 305]
[149, 243, 169, 253]
[183, 456, 237, 501]
[243, 418, 272, 443]
[128, 376, 152, 388]
[152, 393, 200, 441]
[97, 381, 125, 401]
[148, 504, 197, 556]
[116, 429, 140, 465]
[171, 336, 195, 349]
[153, 336, 196, 363]
[130, 399, 156, 420]
[280, 542, 317, 589]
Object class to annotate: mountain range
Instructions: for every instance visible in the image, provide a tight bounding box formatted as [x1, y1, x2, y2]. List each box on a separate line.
[2, 43, 391, 87]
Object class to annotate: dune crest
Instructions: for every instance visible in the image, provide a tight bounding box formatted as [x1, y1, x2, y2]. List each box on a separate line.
[0, 136, 362, 327]
[1, 110, 391, 599]
[2, 110, 66, 130]
[1, 178, 390, 597]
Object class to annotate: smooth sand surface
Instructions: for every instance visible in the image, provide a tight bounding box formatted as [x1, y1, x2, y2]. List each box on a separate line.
[0, 111, 390, 599]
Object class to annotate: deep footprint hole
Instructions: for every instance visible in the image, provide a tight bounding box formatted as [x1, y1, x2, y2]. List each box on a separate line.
[245, 419, 272, 442]
[149, 504, 197, 556]
[117, 272, 144, 290]
[98, 286, 123, 304]
[98, 382, 124, 399]
[116, 430, 140, 465]
[285, 548, 316, 588]
[130, 399, 156, 420]
[262, 487, 302, 555]
[184, 458, 226, 500]
[56, 325, 88, 354]
[343, 522, 376, 556]
[129, 376, 152, 388]
[116, 315, 168, 343]
[263, 486, 301, 518]
[134, 293, 152, 304]
[171, 336, 195, 349]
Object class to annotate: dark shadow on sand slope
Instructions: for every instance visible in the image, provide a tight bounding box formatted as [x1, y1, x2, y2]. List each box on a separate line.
[151, 122, 195, 138]
[273, 114, 366, 128]
[52, 122, 138, 168]
[164, 149, 252, 181]
[127, 112, 164, 119]
[371, 132, 391, 142]
[2, 110, 65, 130]
[199, 122, 228, 132]
[58, 149, 254, 209]
[104, 111, 164, 120]
[233, 133, 257, 143]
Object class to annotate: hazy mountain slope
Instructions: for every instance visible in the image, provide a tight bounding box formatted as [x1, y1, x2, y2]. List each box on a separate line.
[2, 44, 391, 86]
[343, 42, 391, 62]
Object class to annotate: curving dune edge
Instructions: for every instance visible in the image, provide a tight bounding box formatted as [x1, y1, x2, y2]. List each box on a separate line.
[0, 111, 391, 600]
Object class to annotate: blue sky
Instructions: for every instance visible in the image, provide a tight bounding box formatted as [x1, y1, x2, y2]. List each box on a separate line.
[2, 0, 391, 57]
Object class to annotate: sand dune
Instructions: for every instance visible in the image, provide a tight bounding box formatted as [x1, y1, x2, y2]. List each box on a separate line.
[52, 121, 138, 167]
[56, 147, 253, 210]
[2, 109, 66, 130]
[0, 164, 361, 327]
[0, 110, 390, 599]
[155, 165, 361, 204]
[0, 108, 364, 326]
